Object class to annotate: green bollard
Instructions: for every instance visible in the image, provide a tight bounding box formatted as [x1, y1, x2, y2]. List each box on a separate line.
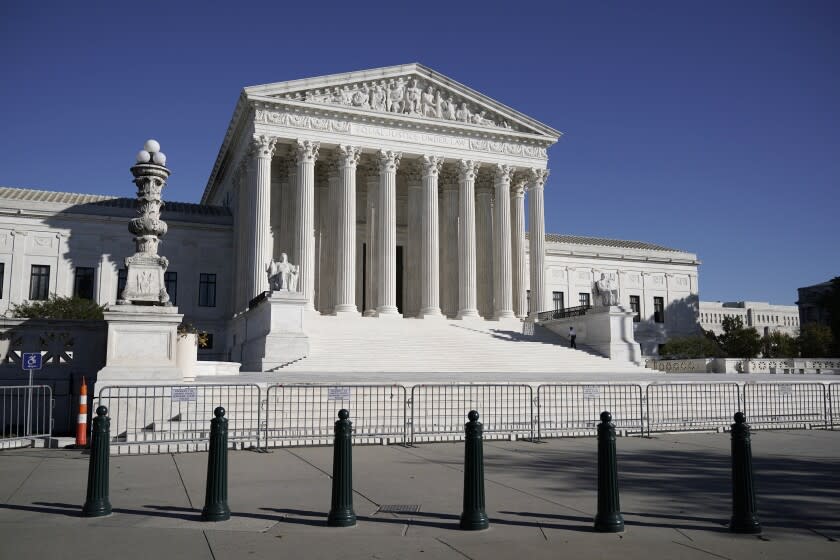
[82, 406, 112, 517]
[594, 411, 624, 532]
[459, 410, 489, 530]
[730, 412, 761, 534]
[327, 409, 356, 527]
[201, 406, 231, 522]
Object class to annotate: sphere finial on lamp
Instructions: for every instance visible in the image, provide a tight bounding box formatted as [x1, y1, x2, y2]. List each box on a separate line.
[144, 139, 161, 153]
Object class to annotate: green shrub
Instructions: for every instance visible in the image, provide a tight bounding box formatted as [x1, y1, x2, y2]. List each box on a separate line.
[7, 296, 104, 320]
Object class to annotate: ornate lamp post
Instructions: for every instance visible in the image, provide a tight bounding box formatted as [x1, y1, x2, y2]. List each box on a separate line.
[118, 140, 173, 305]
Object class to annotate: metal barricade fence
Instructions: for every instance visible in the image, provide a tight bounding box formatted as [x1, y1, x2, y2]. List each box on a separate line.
[410, 384, 533, 443]
[744, 382, 828, 429]
[536, 384, 643, 439]
[263, 384, 407, 447]
[0, 385, 53, 447]
[830, 383, 840, 430]
[96, 384, 261, 453]
[646, 383, 741, 435]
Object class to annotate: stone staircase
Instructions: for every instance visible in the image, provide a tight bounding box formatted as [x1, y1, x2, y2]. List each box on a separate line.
[275, 314, 649, 374]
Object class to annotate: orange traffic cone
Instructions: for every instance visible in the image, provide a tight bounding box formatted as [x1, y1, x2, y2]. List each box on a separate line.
[76, 377, 88, 447]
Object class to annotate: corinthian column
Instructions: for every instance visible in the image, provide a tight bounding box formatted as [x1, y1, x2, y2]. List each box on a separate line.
[494, 165, 515, 319]
[457, 160, 480, 319]
[528, 168, 549, 318]
[295, 139, 319, 310]
[249, 135, 276, 300]
[363, 163, 379, 316]
[440, 169, 459, 317]
[334, 145, 361, 315]
[420, 155, 443, 317]
[376, 150, 401, 316]
[511, 177, 527, 318]
[405, 164, 423, 317]
[475, 173, 494, 319]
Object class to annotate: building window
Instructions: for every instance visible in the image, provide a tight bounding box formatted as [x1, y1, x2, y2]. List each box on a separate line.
[578, 292, 590, 308]
[0, 263, 4, 299]
[29, 265, 50, 301]
[552, 291, 564, 310]
[165, 271, 177, 305]
[117, 268, 127, 299]
[653, 296, 665, 323]
[630, 295, 641, 323]
[526, 290, 531, 314]
[199, 273, 217, 307]
[73, 267, 95, 300]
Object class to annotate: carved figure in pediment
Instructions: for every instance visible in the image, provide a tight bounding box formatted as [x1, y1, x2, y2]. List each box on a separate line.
[443, 96, 457, 120]
[340, 86, 353, 105]
[352, 85, 370, 109]
[422, 86, 439, 118]
[371, 81, 387, 111]
[330, 87, 342, 103]
[388, 78, 405, 113]
[456, 102, 472, 123]
[405, 78, 422, 115]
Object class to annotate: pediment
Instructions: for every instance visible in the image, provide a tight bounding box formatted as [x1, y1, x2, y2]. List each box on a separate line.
[244, 63, 561, 138]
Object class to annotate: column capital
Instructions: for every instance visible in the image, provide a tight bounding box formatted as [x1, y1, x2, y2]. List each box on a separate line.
[295, 139, 320, 164]
[251, 135, 277, 159]
[495, 164, 514, 184]
[337, 145, 362, 168]
[378, 150, 402, 173]
[528, 168, 549, 188]
[458, 160, 480, 181]
[511, 176, 527, 197]
[421, 155, 444, 178]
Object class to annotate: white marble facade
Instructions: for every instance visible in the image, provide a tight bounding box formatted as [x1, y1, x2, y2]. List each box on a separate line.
[700, 301, 800, 338]
[0, 64, 706, 360]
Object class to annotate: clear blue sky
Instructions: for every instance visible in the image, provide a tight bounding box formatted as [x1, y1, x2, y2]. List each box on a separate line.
[1, 1, 837, 305]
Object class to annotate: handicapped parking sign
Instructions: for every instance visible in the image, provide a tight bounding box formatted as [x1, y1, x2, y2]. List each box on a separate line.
[22, 352, 42, 371]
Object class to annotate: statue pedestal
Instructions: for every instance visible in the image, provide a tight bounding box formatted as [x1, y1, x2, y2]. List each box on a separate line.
[233, 292, 309, 372]
[96, 305, 184, 392]
[539, 305, 642, 366]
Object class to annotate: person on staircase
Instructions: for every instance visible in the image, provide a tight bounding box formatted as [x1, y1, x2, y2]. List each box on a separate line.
[569, 326, 577, 349]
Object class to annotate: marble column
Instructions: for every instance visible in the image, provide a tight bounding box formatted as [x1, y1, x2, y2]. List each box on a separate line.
[420, 156, 443, 317]
[233, 162, 248, 311]
[457, 160, 480, 319]
[406, 164, 423, 317]
[315, 164, 327, 311]
[295, 139, 319, 311]
[334, 145, 361, 315]
[376, 150, 401, 316]
[475, 173, 494, 319]
[511, 177, 527, 319]
[324, 159, 341, 314]
[528, 168, 549, 318]
[248, 135, 276, 300]
[284, 159, 298, 264]
[440, 169, 459, 317]
[363, 163, 379, 316]
[494, 165, 515, 319]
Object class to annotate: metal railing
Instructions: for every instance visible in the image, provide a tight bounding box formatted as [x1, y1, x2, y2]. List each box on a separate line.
[830, 383, 840, 430]
[743, 382, 828, 429]
[646, 383, 741, 435]
[0, 385, 53, 446]
[537, 384, 643, 439]
[536, 305, 591, 322]
[410, 384, 533, 442]
[96, 384, 261, 452]
[263, 384, 407, 447]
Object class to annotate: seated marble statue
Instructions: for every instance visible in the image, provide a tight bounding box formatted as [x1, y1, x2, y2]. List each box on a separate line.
[593, 273, 619, 307]
[266, 253, 299, 292]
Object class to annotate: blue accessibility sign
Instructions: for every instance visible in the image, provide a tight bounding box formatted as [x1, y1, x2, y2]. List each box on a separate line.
[22, 352, 42, 371]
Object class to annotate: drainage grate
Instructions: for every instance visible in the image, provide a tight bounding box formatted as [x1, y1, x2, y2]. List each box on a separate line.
[377, 504, 421, 514]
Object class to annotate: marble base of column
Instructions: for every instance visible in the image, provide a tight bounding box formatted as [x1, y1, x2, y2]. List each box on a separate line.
[376, 307, 402, 318]
[418, 307, 445, 319]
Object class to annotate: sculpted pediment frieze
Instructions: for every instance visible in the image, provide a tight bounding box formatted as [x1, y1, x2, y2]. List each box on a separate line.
[260, 73, 533, 134]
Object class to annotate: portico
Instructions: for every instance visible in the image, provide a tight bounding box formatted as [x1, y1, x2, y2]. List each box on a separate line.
[204, 64, 560, 323]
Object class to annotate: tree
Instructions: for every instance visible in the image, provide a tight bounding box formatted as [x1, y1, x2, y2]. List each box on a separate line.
[761, 331, 798, 358]
[6, 296, 104, 320]
[717, 316, 762, 359]
[798, 323, 834, 358]
[660, 335, 724, 359]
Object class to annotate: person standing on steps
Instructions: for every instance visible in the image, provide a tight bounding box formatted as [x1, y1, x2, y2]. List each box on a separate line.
[569, 326, 577, 349]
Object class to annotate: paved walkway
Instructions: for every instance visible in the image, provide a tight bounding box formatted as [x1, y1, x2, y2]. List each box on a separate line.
[1, 430, 838, 559]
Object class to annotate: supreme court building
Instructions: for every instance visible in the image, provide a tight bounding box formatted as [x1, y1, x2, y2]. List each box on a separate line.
[0, 64, 701, 368]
